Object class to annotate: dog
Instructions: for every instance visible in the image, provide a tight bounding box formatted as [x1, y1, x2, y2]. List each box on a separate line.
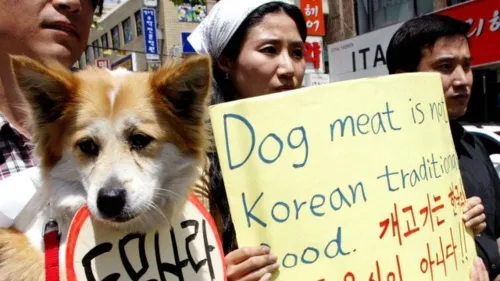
[0, 54, 212, 281]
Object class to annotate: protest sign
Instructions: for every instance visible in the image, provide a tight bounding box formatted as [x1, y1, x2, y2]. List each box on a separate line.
[209, 73, 476, 281]
[65, 194, 225, 281]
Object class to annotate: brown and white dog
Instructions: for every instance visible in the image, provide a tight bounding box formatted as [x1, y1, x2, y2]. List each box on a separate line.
[0, 55, 212, 281]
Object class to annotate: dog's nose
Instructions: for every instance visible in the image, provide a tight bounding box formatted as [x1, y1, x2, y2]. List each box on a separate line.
[97, 188, 126, 219]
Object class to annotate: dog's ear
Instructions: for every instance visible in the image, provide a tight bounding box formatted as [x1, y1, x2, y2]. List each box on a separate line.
[150, 55, 212, 120]
[10, 55, 76, 125]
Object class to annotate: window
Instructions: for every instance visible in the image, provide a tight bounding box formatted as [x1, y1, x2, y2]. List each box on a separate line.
[79, 56, 85, 68]
[92, 40, 100, 58]
[472, 133, 500, 155]
[72, 60, 80, 71]
[447, 0, 468, 5]
[356, 0, 434, 34]
[135, 10, 142, 36]
[122, 17, 134, 44]
[111, 25, 120, 49]
[101, 33, 109, 49]
[85, 46, 93, 64]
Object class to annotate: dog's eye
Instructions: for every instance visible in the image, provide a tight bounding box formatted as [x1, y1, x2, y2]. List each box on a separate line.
[128, 134, 153, 150]
[77, 138, 99, 156]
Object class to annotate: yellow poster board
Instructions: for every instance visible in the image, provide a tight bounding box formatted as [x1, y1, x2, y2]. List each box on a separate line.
[209, 73, 476, 281]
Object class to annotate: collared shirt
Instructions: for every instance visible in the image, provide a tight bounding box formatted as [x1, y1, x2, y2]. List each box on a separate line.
[0, 113, 35, 180]
[451, 121, 500, 279]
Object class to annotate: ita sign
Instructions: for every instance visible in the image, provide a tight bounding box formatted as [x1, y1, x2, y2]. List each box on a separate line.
[141, 8, 160, 60]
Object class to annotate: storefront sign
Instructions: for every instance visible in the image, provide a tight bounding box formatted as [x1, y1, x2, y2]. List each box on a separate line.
[96, 58, 111, 69]
[305, 36, 325, 74]
[141, 8, 159, 60]
[301, 0, 325, 36]
[303, 73, 330, 87]
[182, 32, 196, 54]
[327, 23, 402, 82]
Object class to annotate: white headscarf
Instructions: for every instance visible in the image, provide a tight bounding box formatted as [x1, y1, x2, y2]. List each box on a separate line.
[188, 0, 280, 61]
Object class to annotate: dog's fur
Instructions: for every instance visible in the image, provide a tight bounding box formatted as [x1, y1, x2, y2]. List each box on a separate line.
[0, 55, 212, 281]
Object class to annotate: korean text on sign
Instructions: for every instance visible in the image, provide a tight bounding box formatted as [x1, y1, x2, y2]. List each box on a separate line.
[141, 7, 159, 60]
[437, 0, 500, 66]
[66, 195, 225, 281]
[301, 0, 325, 36]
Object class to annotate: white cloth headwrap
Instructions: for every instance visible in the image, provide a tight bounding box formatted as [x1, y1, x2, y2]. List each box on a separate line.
[188, 0, 280, 60]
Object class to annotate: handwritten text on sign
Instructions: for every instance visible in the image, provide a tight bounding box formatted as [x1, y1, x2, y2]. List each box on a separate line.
[209, 73, 476, 281]
[65, 194, 225, 281]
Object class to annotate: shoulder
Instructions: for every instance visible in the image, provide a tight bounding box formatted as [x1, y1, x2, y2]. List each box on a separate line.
[454, 123, 489, 155]
[466, 130, 490, 156]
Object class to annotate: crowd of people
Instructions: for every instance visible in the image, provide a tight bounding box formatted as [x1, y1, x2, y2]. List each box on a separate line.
[0, 0, 498, 280]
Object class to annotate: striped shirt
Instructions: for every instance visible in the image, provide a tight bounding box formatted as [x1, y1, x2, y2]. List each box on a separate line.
[0, 113, 35, 181]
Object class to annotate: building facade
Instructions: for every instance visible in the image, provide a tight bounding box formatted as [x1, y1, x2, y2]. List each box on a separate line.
[79, 0, 218, 72]
[81, 0, 332, 86]
[79, 0, 499, 124]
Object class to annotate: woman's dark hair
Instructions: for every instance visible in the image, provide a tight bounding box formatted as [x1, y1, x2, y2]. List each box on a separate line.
[212, 1, 307, 104]
[207, 2, 306, 254]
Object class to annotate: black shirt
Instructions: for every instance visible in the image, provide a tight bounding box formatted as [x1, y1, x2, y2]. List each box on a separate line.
[451, 121, 500, 279]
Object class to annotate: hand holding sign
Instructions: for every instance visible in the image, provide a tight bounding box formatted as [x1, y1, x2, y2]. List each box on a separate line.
[66, 194, 226, 281]
[225, 246, 279, 281]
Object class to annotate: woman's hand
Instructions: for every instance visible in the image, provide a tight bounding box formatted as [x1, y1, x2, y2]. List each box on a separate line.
[226, 246, 280, 281]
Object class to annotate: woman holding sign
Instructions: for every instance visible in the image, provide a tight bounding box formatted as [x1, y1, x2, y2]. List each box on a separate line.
[188, 0, 306, 280]
[188, 2, 488, 280]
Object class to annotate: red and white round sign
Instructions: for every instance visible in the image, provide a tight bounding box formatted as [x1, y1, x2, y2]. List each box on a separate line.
[66, 194, 226, 281]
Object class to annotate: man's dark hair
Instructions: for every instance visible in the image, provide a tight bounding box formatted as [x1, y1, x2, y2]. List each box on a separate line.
[386, 14, 471, 74]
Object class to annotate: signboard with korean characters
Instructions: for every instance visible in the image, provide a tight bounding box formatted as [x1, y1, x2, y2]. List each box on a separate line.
[141, 8, 160, 61]
[301, 0, 325, 36]
[437, 0, 500, 67]
[96, 58, 111, 69]
[305, 36, 325, 74]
